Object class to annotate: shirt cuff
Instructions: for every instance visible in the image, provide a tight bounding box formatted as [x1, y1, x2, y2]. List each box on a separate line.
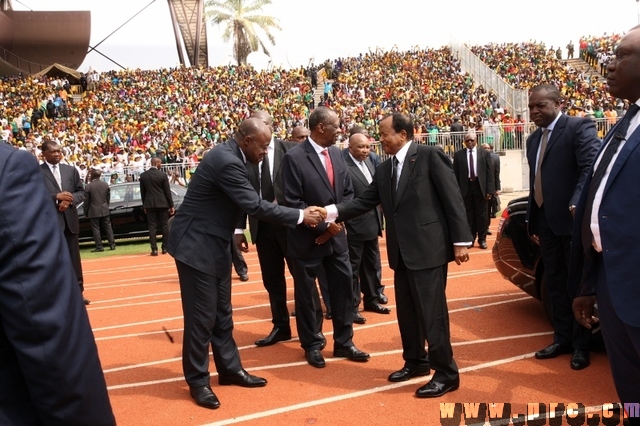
[325, 204, 338, 222]
[454, 242, 472, 246]
[234, 229, 244, 235]
[297, 210, 304, 225]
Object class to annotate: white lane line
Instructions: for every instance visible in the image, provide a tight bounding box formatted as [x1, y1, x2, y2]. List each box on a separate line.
[92, 293, 527, 334]
[200, 352, 539, 426]
[101, 300, 543, 374]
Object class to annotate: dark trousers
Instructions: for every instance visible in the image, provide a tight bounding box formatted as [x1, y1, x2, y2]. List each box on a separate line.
[317, 265, 330, 310]
[231, 242, 247, 276]
[146, 208, 169, 252]
[537, 207, 591, 350]
[348, 238, 382, 310]
[255, 222, 293, 328]
[595, 254, 640, 411]
[64, 226, 84, 292]
[464, 180, 488, 242]
[90, 216, 114, 249]
[395, 256, 457, 382]
[175, 260, 242, 388]
[289, 252, 354, 351]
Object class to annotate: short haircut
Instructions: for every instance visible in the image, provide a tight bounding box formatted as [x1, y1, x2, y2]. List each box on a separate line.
[41, 139, 58, 152]
[308, 107, 333, 131]
[385, 113, 414, 140]
[349, 125, 368, 136]
[531, 84, 562, 102]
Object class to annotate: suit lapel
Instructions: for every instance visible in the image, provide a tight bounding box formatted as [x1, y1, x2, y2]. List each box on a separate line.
[603, 125, 640, 194]
[345, 154, 369, 186]
[41, 163, 61, 190]
[542, 114, 567, 161]
[395, 142, 418, 208]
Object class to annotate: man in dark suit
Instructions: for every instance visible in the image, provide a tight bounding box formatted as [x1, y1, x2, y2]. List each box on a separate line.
[526, 84, 600, 370]
[452, 131, 495, 249]
[571, 26, 640, 415]
[481, 143, 501, 235]
[1, 143, 115, 425]
[325, 113, 472, 398]
[237, 110, 311, 347]
[167, 118, 324, 409]
[342, 133, 390, 323]
[139, 157, 174, 256]
[281, 106, 370, 369]
[40, 140, 89, 305]
[84, 169, 115, 252]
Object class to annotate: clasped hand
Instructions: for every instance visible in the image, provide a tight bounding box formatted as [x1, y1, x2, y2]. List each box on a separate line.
[315, 222, 342, 245]
[303, 206, 327, 227]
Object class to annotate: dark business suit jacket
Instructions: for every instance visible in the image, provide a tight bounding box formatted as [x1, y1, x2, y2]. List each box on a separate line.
[568, 119, 640, 326]
[341, 150, 382, 241]
[490, 152, 501, 192]
[244, 138, 297, 243]
[452, 146, 495, 199]
[526, 114, 600, 236]
[168, 139, 300, 277]
[40, 162, 85, 233]
[0, 144, 114, 425]
[84, 179, 111, 218]
[139, 167, 174, 209]
[282, 139, 354, 259]
[337, 142, 471, 271]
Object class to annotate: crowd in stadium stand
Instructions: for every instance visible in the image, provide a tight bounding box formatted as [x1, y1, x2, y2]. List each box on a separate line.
[0, 34, 627, 182]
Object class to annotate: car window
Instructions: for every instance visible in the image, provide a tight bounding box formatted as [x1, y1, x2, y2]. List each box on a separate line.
[131, 186, 142, 202]
[110, 186, 128, 202]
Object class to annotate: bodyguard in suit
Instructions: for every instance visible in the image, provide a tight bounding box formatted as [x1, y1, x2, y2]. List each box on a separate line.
[40, 140, 89, 305]
[571, 26, 640, 412]
[481, 143, 501, 235]
[325, 113, 472, 398]
[342, 133, 390, 322]
[84, 169, 115, 252]
[167, 118, 324, 409]
[452, 131, 495, 249]
[238, 110, 311, 347]
[139, 157, 174, 256]
[281, 106, 370, 368]
[1, 143, 115, 425]
[526, 84, 600, 370]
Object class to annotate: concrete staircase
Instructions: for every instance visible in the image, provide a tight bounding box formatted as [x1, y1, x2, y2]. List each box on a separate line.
[565, 58, 603, 82]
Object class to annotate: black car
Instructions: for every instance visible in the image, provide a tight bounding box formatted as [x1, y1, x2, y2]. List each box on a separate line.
[78, 182, 187, 242]
[492, 195, 601, 338]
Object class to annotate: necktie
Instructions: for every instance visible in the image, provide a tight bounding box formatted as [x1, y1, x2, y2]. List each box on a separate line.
[321, 149, 334, 188]
[533, 129, 550, 207]
[360, 161, 372, 184]
[391, 156, 399, 203]
[52, 164, 62, 190]
[581, 103, 640, 250]
[469, 149, 476, 179]
[260, 153, 274, 202]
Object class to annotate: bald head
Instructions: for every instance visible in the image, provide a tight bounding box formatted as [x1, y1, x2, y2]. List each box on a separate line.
[236, 117, 272, 165]
[250, 110, 273, 130]
[151, 157, 162, 168]
[290, 126, 310, 142]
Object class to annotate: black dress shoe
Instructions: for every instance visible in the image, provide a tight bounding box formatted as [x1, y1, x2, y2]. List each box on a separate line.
[353, 312, 367, 324]
[305, 350, 325, 368]
[415, 379, 460, 398]
[290, 310, 296, 317]
[388, 366, 430, 382]
[571, 350, 590, 370]
[150, 251, 158, 256]
[189, 385, 220, 409]
[315, 333, 327, 350]
[91, 248, 104, 252]
[364, 302, 391, 314]
[161, 248, 168, 254]
[378, 293, 388, 305]
[218, 369, 267, 387]
[535, 343, 572, 359]
[325, 309, 332, 320]
[333, 345, 370, 362]
[239, 274, 249, 281]
[110, 244, 116, 250]
[486, 229, 493, 235]
[83, 297, 91, 305]
[479, 241, 488, 249]
[255, 327, 292, 347]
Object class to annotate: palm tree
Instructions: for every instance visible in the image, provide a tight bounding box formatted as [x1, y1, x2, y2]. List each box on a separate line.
[205, 0, 281, 66]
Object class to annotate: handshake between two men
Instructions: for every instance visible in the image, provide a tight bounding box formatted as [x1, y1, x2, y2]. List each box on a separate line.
[302, 206, 328, 227]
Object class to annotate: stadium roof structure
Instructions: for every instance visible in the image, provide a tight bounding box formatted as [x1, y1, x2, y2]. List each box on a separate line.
[168, 0, 209, 68]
